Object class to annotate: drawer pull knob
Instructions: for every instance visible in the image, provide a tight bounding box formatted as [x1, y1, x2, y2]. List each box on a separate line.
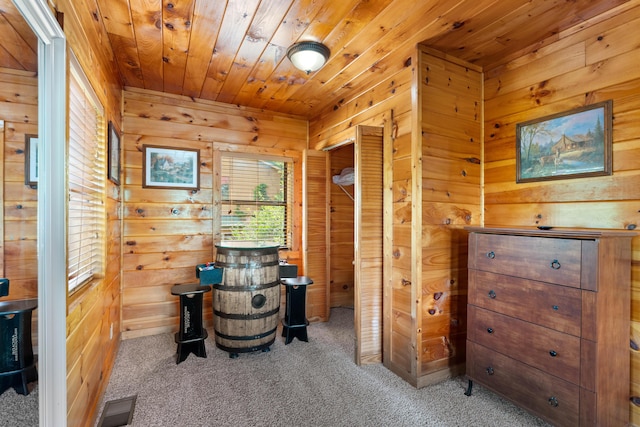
[548, 396, 559, 407]
[488, 290, 496, 299]
[486, 251, 496, 259]
[550, 259, 561, 269]
[487, 327, 494, 334]
[549, 350, 557, 357]
[486, 367, 494, 375]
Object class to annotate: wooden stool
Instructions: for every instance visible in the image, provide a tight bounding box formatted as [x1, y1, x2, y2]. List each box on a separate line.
[280, 276, 313, 344]
[171, 284, 211, 364]
[0, 299, 38, 395]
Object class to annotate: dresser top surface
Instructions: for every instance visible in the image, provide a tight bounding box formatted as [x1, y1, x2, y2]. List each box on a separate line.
[465, 226, 637, 239]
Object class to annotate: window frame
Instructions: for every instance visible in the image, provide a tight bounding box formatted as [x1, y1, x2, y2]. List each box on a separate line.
[219, 152, 294, 249]
[67, 52, 106, 294]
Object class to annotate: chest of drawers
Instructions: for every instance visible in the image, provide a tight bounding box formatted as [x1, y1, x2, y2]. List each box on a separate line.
[465, 227, 634, 426]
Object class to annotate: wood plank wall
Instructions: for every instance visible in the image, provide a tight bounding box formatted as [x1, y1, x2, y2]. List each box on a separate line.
[8, 1, 634, 424]
[121, 88, 308, 337]
[309, 41, 414, 373]
[309, 43, 481, 385]
[48, 0, 124, 424]
[0, 12, 124, 427]
[329, 144, 354, 308]
[417, 48, 482, 385]
[481, 2, 640, 424]
[0, 69, 38, 356]
[0, 68, 37, 302]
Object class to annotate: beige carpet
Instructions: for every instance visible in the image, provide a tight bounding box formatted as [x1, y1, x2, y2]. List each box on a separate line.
[0, 383, 38, 426]
[96, 308, 551, 427]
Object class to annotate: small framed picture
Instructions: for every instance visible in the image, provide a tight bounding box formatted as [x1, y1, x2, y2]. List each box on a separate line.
[108, 121, 121, 185]
[142, 145, 200, 190]
[24, 134, 38, 188]
[516, 100, 612, 183]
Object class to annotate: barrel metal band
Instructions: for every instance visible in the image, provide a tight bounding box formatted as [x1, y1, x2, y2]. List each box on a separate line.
[215, 339, 275, 354]
[212, 280, 279, 291]
[214, 307, 279, 320]
[214, 327, 277, 341]
[216, 247, 278, 257]
[215, 260, 279, 269]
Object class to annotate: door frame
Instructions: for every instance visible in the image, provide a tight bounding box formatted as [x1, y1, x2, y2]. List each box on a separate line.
[323, 125, 385, 365]
[13, 1, 68, 425]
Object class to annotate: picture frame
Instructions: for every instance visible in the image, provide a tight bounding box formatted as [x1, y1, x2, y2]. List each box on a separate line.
[516, 100, 612, 183]
[142, 145, 200, 190]
[24, 134, 38, 188]
[108, 121, 121, 185]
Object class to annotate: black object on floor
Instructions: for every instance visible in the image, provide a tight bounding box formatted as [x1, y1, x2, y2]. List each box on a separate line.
[0, 278, 8, 297]
[171, 284, 211, 364]
[98, 395, 137, 427]
[0, 299, 38, 395]
[280, 276, 313, 344]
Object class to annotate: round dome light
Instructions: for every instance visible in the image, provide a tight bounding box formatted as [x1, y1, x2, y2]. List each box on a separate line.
[286, 41, 330, 74]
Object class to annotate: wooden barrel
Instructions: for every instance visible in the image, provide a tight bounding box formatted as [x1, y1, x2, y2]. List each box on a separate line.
[213, 242, 280, 356]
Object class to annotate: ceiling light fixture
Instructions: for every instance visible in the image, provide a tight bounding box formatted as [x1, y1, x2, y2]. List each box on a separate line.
[286, 41, 330, 74]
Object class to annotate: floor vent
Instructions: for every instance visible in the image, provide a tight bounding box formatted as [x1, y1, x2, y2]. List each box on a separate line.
[97, 395, 137, 427]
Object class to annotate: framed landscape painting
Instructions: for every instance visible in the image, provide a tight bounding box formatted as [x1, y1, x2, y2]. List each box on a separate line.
[108, 121, 120, 185]
[24, 134, 38, 188]
[516, 100, 612, 183]
[142, 145, 200, 190]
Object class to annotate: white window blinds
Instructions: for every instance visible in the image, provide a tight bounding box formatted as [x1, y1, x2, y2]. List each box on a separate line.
[221, 154, 293, 248]
[68, 55, 105, 293]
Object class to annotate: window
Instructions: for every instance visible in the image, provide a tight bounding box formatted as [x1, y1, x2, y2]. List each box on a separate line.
[68, 54, 106, 293]
[221, 154, 293, 248]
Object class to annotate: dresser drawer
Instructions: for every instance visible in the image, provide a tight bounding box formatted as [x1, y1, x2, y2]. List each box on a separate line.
[467, 306, 580, 384]
[469, 233, 582, 287]
[469, 270, 581, 336]
[467, 341, 579, 427]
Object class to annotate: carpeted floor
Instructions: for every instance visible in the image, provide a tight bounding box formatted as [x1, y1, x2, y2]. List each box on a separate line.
[95, 308, 551, 427]
[0, 308, 552, 426]
[0, 383, 38, 426]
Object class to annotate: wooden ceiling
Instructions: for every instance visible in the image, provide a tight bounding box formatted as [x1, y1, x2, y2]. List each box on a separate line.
[0, 0, 631, 118]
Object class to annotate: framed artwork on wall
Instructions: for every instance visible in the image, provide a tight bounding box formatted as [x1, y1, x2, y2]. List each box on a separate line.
[24, 134, 38, 188]
[142, 145, 200, 190]
[516, 100, 612, 183]
[108, 121, 121, 185]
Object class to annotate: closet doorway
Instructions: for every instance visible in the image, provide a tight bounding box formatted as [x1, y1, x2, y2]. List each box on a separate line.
[327, 125, 384, 365]
[329, 143, 354, 308]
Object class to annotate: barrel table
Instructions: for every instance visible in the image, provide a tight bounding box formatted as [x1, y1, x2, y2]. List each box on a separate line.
[213, 242, 280, 358]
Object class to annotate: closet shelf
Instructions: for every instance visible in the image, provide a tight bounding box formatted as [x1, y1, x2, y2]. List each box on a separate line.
[332, 167, 354, 202]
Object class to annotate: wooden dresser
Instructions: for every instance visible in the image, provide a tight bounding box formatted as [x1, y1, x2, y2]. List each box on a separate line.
[465, 227, 634, 426]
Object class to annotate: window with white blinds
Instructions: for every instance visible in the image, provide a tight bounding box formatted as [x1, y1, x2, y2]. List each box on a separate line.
[68, 55, 106, 293]
[221, 154, 293, 248]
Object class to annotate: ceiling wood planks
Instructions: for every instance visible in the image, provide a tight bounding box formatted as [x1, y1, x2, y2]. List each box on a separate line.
[216, 0, 293, 105]
[128, 0, 164, 92]
[0, 5, 37, 71]
[0, 0, 631, 118]
[200, 0, 263, 103]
